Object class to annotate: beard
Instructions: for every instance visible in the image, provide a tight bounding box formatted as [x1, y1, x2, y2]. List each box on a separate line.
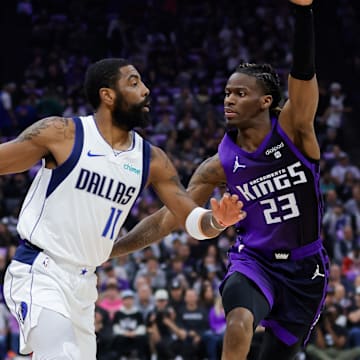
[112, 92, 150, 131]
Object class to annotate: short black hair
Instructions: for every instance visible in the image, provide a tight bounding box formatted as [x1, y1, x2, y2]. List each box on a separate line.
[84, 58, 131, 109]
[235, 63, 282, 114]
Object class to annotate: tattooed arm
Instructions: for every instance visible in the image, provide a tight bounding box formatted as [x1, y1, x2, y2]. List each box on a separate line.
[0, 117, 75, 174]
[110, 153, 237, 257]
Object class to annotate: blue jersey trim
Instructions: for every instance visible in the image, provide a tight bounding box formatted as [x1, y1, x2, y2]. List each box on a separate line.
[46, 117, 84, 197]
[13, 242, 42, 265]
[139, 140, 151, 194]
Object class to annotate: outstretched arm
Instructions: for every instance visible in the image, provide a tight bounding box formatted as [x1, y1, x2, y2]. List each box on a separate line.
[110, 154, 236, 257]
[279, 0, 320, 160]
[0, 117, 75, 174]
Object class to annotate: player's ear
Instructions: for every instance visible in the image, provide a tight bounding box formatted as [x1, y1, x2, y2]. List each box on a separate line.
[99, 88, 115, 105]
[260, 95, 273, 110]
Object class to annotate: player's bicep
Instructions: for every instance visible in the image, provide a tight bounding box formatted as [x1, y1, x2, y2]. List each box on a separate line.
[149, 147, 196, 226]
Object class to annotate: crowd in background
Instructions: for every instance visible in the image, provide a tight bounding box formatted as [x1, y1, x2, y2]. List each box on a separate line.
[0, 0, 360, 359]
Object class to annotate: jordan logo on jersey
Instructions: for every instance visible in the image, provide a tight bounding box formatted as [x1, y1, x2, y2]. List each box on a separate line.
[233, 156, 246, 173]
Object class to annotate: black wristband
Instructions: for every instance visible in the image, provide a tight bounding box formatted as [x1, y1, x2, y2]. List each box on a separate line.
[290, 3, 316, 80]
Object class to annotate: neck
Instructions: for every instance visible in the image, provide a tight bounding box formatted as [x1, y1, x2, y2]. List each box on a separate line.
[93, 111, 132, 151]
[236, 116, 272, 152]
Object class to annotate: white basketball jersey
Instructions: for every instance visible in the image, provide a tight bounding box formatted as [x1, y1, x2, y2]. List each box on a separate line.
[17, 115, 151, 267]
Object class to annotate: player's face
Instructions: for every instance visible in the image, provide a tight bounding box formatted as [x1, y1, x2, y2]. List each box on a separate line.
[112, 65, 151, 130]
[224, 72, 271, 128]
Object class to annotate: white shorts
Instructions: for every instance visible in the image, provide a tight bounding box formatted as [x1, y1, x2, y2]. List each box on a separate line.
[3, 242, 98, 358]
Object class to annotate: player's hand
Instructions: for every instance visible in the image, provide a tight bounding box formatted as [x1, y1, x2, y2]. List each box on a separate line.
[289, 0, 313, 5]
[210, 193, 246, 227]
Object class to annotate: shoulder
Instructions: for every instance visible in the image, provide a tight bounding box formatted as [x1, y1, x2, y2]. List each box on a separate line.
[42, 116, 75, 137]
[149, 145, 172, 167]
[17, 116, 75, 144]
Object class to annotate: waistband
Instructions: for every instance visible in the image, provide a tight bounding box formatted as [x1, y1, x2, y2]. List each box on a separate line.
[13, 241, 96, 276]
[13, 240, 43, 265]
[232, 238, 323, 261]
[290, 238, 323, 260]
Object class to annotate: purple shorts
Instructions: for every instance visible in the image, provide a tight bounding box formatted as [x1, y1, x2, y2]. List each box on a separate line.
[220, 239, 329, 346]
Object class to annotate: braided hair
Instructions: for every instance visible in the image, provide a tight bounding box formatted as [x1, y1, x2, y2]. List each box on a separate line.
[235, 63, 282, 116]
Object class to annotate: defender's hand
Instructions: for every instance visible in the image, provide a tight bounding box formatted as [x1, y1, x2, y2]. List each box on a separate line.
[289, 0, 313, 5]
[210, 193, 246, 227]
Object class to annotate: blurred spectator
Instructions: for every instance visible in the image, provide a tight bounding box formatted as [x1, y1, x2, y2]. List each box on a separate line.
[97, 278, 123, 321]
[0, 303, 9, 359]
[323, 201, 352, 261]
[168, 278, 185, 314]
[334, 225, 360, 267]
[146, 289, 186, 359]
[207, 294, 226, 360]
[0, 83, 17, 136]
[199, 280, 216, 311]
[135, 256, 167, 291]
[342, 246, 360, 283]
[306, 305, 360, 359]
[330, 153, 360, 186]
[322, 82, 352, 146]
[135, 283, 155, 321]
[177, 288, 217, 360]
[328, 263, 354, 295]
[111, 289, 149, 360]
[14, 96, 38, 131]
[95, 306, 117, 360]
[62, 96, 88, 117]
[347, 287, 360, 348]
[345, 183, 360, 236]
[337, 171, 358, 203]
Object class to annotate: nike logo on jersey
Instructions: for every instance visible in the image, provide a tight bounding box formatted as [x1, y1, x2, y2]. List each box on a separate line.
[87, 150, 106, 157]
[311, 264, 325, 280]
[233, 156, 246, 173]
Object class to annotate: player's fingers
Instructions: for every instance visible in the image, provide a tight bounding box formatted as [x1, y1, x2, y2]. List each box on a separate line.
[239, 210, 247, 220]
[210, 197, 220, 211]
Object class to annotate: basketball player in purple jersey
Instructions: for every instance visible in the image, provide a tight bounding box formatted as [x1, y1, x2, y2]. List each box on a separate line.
[111, 0, 328, 358]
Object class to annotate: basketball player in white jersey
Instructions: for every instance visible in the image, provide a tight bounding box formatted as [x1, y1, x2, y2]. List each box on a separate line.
[0, 58, 246, 359]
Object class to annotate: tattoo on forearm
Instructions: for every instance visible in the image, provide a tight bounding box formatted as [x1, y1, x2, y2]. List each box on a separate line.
[15, 117, 71, 142]
[112, 221, 162, 256]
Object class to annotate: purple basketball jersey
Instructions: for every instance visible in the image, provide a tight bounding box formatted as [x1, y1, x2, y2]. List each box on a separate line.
[218, 117, 323, 252]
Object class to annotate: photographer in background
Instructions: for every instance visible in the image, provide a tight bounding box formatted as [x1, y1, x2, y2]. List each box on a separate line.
[146, 289, 186, 359]
[306, 304, 360, 359]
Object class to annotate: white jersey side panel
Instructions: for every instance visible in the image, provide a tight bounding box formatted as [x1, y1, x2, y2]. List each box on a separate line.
[17, 115, 150, 266]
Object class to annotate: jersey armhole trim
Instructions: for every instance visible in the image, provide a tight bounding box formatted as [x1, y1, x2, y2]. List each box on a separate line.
[46, 117, 84, 197]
